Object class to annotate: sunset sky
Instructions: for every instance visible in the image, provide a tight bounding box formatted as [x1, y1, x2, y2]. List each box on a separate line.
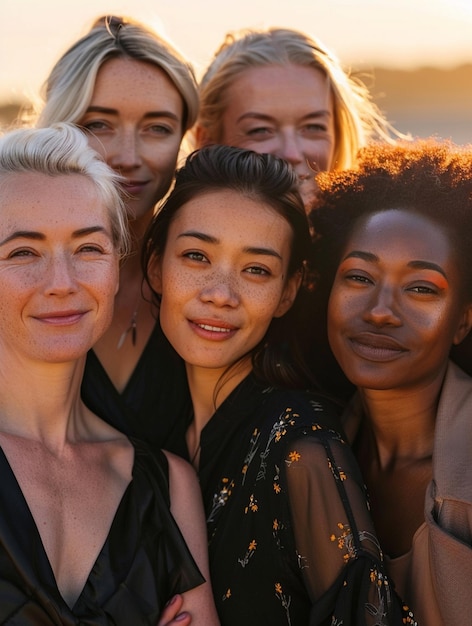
[2, 0, 472, 102]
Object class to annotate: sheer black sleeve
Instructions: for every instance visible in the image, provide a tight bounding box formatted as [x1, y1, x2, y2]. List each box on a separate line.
[283, 425, 416, 625]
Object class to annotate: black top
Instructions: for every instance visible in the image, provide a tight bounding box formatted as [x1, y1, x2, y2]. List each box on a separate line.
[81, 322, 191, 457]
[199, 375, 415, 626]
[0, 440, 204, 625]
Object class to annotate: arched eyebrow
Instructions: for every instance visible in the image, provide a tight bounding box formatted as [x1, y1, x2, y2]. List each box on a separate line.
[343, 250, 377, 263]
[236, 110, 332, 124]
[84, 105, 180, 123]
[343, 251, 448, 280]
[408, 259, 447, 279]
[178, 230, 282, 260]
[0, 226, 109, 246]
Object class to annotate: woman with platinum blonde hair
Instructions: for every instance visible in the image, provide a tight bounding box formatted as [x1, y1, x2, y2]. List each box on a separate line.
[34, 16, 200, 456]
[196, 27, 401, 208]
[0, 123, 218, 625]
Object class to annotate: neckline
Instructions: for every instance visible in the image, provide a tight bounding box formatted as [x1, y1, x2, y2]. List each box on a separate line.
[0, 443, 135, 611]
[87, 320, 160, 397]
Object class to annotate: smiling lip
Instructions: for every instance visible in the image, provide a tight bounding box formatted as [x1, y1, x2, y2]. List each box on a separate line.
[34, 311, 86, 325]
[190, 319, 238, 341]
[349, 332, 407, 362]
[120, 180, 149, 195]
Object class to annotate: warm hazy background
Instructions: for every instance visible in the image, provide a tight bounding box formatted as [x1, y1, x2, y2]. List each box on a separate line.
[2, 0, 472, 142]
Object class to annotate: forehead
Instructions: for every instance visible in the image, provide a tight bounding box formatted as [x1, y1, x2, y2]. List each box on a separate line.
[171, 189, 292, 239]
[346, 209, 455, 266]
[224, 64, 332, 110]
[91, 57, 183, 109]
[0, 172, 109, 228]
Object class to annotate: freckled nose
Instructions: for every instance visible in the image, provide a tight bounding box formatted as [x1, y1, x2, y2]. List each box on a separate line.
[109, 131, 142, 170]
[200, 275, 239, 307]
[45, 256, 77, 295]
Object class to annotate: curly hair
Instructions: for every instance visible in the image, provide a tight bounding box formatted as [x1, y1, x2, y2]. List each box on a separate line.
[310, 140, 472, 301]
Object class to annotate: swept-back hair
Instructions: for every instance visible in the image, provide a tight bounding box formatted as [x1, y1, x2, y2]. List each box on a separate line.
[144, 144, 315, 388]
[197, 27, 400, 169]
[0, 123, 129, 256]
[36, 15, 198, 133]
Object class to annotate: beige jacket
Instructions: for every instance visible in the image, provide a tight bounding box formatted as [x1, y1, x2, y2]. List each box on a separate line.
[343, 362, 472, 626]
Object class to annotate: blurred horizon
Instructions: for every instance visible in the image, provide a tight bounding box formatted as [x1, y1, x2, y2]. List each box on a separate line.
[2, 0, 472, 143]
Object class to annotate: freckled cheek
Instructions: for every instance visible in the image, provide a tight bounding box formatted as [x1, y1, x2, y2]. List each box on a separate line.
[160, 270, 198, 312]
[146, 143, 181, 171]
[86, 136, 110, 163]
[243, 283, 287, 316]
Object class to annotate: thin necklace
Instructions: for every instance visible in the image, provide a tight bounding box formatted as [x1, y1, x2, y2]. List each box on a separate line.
[117, 298, 141, 349]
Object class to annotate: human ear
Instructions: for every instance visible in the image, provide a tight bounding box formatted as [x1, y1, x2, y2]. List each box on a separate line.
[273, 271, 302, 318]
[147, 253, 163, 295]
[452, 303, 472, 345]
[194, 124, 212, 148]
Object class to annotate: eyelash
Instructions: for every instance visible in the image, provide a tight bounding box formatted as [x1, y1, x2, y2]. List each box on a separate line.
[345, 273, 371, 284]
[8, 248, 36, 259]
[183, 251, 207, 262]
[182, 252, 272, 278]
[245, 266, 271, 276]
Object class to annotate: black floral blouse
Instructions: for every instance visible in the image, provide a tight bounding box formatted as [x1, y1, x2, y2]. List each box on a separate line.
[197, 374, 416, 626]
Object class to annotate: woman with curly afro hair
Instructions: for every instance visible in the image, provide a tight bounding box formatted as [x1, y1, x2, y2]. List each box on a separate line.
[310, 140, 472, 625]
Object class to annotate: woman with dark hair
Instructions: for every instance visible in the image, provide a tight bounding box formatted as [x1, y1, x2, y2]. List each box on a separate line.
[310, 140, 472, 625]
[143, 144, 414, 626]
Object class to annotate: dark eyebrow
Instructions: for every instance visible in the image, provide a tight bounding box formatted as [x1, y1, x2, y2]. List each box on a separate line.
[0, 226, 109, 246]
[408, 260, 448, 279]
[237, 110, 332, 124]
[343, 250, 378, 263]
[343, 251, 448, 280]
[84, 105, 180, 122]
[178, 231, 282, 260]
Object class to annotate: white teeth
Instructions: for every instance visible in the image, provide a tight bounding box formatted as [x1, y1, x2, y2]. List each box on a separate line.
[198, 323, 231, 333]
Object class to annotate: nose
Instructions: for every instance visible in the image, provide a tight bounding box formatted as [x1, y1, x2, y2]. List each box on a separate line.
[363, 285, 401, 327]
[44, 254, 78, 296]
[108, 129, 142, 171]
[200, 273, 240, 308]
[276, 130, 304, 166]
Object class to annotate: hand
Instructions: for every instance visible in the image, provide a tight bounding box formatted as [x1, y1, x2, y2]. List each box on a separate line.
[157, 594, 191, 626]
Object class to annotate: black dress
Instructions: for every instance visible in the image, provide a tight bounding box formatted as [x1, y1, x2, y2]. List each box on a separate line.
[81, 322, 191, 457]
[198, 375, 416, 626]
[0, 440, 204, 624]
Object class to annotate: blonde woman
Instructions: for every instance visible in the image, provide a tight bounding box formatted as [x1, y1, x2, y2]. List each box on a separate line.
[0, 123, 219, 624]
[196, 27, 400, 208]
[35, 16, 199, 455]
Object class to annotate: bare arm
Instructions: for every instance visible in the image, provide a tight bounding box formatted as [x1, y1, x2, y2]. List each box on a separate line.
[164, 451, 220, 626]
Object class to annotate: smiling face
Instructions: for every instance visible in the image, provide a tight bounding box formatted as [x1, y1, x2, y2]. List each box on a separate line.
[328, 209, 472, 392]
[218, 64, 335, 208]
[79, 57, 184, 223]
[149, 189, 300, 382]
[0, 172, 119, 364]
